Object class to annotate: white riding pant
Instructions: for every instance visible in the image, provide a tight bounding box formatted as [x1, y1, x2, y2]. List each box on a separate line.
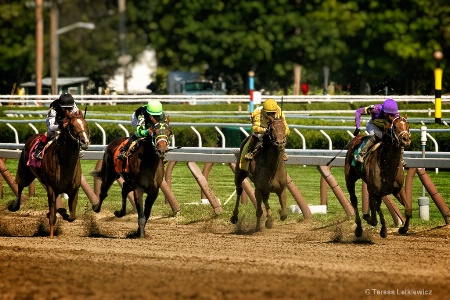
[365, 119, 383, 139]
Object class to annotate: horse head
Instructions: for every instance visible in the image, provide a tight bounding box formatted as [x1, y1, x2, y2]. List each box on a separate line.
[267, 116, 287, 151]
[149, 115, 172, 159]
[62, 109, 90, 150]
[387, 115, 411, 149]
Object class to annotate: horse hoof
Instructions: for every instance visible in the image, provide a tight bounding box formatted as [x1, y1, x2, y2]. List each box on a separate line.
[57, 208, 70, 221]
[398, 227, 408, 235]
[92, 203, 101, 213]
[114, 210, 126, 218]
[355, 227, 363, 237]
[230, 215, 238, 224]
[380, 230, 387, 238]
[8, 204, 20, 212]
[265, 218, 273, 229]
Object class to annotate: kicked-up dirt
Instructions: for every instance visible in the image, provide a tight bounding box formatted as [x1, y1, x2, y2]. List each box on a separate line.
[0, 210, 449, 300]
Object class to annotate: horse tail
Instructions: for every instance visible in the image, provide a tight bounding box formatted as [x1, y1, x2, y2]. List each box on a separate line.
[90, 169, 102, 178]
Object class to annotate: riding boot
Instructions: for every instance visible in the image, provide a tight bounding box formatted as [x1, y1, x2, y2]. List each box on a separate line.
[34, 139, 47, 160]
[357, 135, 377, 164]
[117, 134, 137, 161]
[244, 136, 258, 160]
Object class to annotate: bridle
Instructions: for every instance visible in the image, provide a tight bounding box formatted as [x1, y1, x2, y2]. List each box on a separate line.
[150, 121, 171, 157]
[64, 113, 90, 148]
[267, 118, 287, 149]
[387, 116, 410, 147]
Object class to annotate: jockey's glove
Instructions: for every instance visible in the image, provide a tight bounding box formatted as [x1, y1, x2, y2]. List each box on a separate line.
[353, 128, 360, 136]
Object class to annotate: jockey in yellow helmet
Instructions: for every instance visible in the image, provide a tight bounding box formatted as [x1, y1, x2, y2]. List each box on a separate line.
[244, 99, 290, 161]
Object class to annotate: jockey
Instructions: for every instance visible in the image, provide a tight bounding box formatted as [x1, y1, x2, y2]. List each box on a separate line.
[34, 93, 79, 159]
[354, 98, 405, 165]
[244, 98, 290, 161]
[117, 100, 166, 161]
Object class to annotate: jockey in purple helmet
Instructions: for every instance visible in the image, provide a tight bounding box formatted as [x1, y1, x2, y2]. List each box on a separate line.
[353, 98, 405, 165]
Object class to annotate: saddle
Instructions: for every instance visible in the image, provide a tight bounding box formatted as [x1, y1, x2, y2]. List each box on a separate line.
[352, 137, 382, 169]
[114, 139, 142, 173]
[239, 139, 263, 172]
[27, 135, 57, 168]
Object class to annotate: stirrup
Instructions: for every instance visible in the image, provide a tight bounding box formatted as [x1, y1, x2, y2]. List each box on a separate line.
[34, 151, 43, 160]
[117, 151, 127, 161]
[244, 152, 254, 160]
[356, 154, 365, 164]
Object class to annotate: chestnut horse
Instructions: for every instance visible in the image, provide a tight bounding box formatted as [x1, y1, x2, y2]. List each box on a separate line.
[345, 116, 411, 238]
[8, 109, 90, 237]
[231, 116, 288, 232]
[91, 117, 171, 238]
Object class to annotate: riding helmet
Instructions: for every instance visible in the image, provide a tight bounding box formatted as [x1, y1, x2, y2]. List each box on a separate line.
[263, 99, 278, 112]
[59, 93, 75, 108]
[382, 98, 398, 114]
[146, 100, 163, 115]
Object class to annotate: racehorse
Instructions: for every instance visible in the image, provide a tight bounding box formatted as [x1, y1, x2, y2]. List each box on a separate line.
[91, 116, 171, 238]
[345, 116, 411, 238]
[231, 116, 288, 232]
[8, 109, 90, 237]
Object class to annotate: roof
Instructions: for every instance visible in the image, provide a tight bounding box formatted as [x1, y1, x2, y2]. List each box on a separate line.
[20, 77, 90, 87]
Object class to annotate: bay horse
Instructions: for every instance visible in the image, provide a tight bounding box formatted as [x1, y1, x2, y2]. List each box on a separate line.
[8, 109, 90, 237]
[91, 116, 171, 238]
[231, 116, 288, 232]
[345, 116, 411, 238]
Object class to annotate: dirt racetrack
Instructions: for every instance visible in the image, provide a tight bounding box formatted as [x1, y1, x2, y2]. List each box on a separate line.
[0, 210, 449, 300]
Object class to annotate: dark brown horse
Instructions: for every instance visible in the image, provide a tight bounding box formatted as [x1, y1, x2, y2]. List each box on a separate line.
[8, 109, 90, 237]
[231, 116, 288, 232]
[91, 117, 171, 238]
[345, 116, 411, 238]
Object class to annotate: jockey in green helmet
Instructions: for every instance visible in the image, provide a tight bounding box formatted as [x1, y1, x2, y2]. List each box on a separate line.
[117, 100, 166, 161]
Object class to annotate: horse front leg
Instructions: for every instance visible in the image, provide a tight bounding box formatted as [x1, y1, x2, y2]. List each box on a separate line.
[134, 188, 146, 238]
[277, 189, 287, 221]
[254, 189, 264, 232]
[395, 189, 411, 235]
[47, 188, 57, 238]
[65, 190, 79, 222]
[377, 199, 387, 238]
[262, 193, 273, 229]
[346, 179, 362, 237]
[231, 171, 245, 224]
[143, 189, 159, 227]
[367, 195, 378, 227]
[115, 181, 131, 218]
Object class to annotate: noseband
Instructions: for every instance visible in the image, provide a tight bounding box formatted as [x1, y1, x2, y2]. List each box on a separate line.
[65, 115, 89, 147]
[151, 122, 171, 156]
[268, 119, 287, 148]
[388, 116, 410, 146]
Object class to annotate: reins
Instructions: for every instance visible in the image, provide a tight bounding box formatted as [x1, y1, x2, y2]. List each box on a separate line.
[388, 116, 410, 147]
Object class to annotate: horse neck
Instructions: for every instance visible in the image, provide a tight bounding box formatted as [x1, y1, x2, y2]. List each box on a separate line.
[378, 136, 402, 166]
[260, 140, 283, 168]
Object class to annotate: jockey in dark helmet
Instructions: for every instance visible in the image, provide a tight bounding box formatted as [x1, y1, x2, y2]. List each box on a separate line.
[117, 100, 167, 161]
[34, 93, 79, 159]
[353, 98, 406, 166]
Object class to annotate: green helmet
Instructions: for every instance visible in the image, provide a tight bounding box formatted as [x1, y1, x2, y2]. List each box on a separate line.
[146, 100, 163, 115]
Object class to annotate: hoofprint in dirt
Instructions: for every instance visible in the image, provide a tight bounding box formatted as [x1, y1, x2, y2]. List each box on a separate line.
[0, 210, 449, 300]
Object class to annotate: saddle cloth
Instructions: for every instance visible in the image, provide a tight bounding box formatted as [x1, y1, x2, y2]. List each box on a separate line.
[351, 136, 381, 168]
[114, 139, 140, 173]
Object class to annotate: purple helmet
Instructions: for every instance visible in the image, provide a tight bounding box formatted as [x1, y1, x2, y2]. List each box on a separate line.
[382, 98, 398, 114]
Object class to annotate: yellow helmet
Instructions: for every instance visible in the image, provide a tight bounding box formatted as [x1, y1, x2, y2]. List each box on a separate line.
[263, 99, 278, 112]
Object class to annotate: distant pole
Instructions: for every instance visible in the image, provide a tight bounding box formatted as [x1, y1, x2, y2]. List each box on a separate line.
[323, 66, 329, 95]
[248, 71, 255, 113]
[50, 0, 59, 95]
[433, 51, 443, 124]
[35, 0, 44, 99]
[119, 0, 128, 95]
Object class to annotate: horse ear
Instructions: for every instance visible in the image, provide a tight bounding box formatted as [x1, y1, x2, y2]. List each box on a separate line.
[166, 115, 170, 124]
[404, 113, 408, 120]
